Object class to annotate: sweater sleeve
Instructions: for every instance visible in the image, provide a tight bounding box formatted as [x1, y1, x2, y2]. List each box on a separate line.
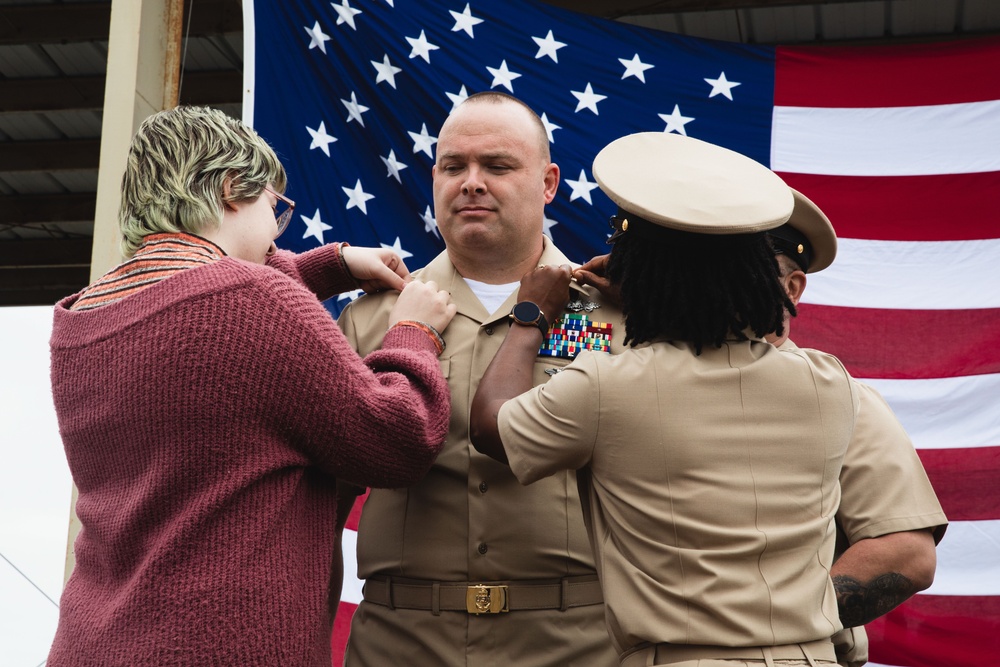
[265, 243, 357, 301]
[244, 270, 449, 488]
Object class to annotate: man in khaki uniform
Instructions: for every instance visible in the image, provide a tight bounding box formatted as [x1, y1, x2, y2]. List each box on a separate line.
[470, 131, 941, 666]
[767, 190, 948, 667]
[337, 92, 624, 666]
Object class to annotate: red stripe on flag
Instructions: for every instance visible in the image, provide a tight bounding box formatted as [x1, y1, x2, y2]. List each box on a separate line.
[332, 600, 358, 662]
[775, 37, 1000, 108]
[778, 172, 1000, 242]
[918, 447, 1000, 521]
[867, 595, 1000, 667]
[793, 304, 1000, 380]
[343, 489, 369, 532]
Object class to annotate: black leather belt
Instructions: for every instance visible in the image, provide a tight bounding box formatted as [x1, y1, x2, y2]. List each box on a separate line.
[362, 574, 604, 615]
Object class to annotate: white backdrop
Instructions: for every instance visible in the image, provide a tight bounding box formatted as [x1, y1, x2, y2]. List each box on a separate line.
[0, 306, 72, 667]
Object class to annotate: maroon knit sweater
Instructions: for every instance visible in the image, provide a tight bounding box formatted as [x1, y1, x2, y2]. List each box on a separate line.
[47, 244, 449, 666]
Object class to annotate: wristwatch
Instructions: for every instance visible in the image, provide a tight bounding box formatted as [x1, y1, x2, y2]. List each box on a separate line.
[509, 301, 549, 337]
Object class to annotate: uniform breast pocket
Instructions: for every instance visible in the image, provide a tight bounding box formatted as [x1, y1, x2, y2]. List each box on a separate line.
[532, 356, 572, 385]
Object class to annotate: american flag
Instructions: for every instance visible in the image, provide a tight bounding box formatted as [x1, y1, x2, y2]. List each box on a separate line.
[243, 1, 1000, 664]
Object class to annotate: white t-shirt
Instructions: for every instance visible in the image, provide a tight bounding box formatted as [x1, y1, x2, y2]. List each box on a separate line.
[464, 278, 518, 315]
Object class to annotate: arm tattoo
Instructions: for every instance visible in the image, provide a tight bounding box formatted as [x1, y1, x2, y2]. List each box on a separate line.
[834, 573, 917, 627]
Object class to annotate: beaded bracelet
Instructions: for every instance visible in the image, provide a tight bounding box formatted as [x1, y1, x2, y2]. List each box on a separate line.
[337, 242, 359, 287]
[391, 320, 446, 356]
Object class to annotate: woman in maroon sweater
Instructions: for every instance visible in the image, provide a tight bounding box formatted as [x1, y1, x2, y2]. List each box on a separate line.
[47, 106, 455, 666]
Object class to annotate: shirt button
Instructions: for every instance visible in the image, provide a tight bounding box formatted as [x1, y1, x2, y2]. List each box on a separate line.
[478, 543, 488, 555]
[479, 482, 488, 493]
[485, 327, 495, 335]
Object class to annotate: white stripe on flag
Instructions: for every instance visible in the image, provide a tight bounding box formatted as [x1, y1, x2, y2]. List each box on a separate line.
[771, 100, 1000, 176]
[341, 528, 364, 605]
[862, 375, 1000, 450]
[801, 238, 1000, 310]
[924, 520, 1000, 596]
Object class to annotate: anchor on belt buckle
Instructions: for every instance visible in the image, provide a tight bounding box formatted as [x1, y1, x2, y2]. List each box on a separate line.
[466, 584, 509, 614]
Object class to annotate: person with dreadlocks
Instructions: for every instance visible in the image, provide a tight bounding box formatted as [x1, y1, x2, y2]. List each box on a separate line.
[469, 132, 858, 667]
[564, 186, 946, 667]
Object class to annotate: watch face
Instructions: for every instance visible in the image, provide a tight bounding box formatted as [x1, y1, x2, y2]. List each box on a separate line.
[512, 301, 542, 323]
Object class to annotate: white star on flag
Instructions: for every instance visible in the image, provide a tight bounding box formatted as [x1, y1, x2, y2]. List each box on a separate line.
[301, 208, 332, 244]
[337, 288, 364, 303]
[306, 121, 337, 157]
[532, 30, 566, 63]
[408, 123, 438, 158]
[704, 71, 741, 100]
[543, 216, 558, 239]
[620, 53, 654, 82]
[571, 83, 607, 115]
[331, 0, 361, 30]
[445, 85, 469, 111]
[540, 112, 561, 143]
[487, 60, 522, 93]
[304, 21, 331, 54]
[406, 30, 440, 63]
[450, 3, 483, 38]
[342, 91, 369, 126]
[421, 205, 439, 238]
[381, 236, 414, 260]
[565, 169, 599, 204]
[380, 150, 408, 183]
[371, 54, 402, 88]
[659, 105, 694, 135]
[342, 180, 375, 215]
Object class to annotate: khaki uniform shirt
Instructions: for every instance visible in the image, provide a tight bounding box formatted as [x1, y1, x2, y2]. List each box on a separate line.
[780, 339, 948, 667]
[338, 239, 626, 666]
[498, 338, 860, 656]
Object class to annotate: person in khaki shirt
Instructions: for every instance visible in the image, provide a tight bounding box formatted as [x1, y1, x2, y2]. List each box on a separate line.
[336, 92, 624, 666]
[569, 189, 947, 667]
[470, 131, 938, 666]
[765, 189, 947, 667]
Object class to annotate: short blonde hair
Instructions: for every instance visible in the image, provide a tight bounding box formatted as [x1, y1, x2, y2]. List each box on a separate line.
[118, 106, 287, 257]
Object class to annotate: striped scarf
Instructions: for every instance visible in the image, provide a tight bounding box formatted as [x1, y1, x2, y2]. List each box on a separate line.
[71, 233, 226, 311]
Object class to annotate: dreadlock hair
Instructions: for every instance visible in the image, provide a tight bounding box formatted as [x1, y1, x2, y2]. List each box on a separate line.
[606, 218, 796, 354]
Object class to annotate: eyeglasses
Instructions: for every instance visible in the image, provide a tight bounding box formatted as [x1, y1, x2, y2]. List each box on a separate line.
[264, 186, 295, 238]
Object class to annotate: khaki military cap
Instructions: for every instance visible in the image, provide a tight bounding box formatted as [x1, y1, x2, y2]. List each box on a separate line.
[768, 188, 838, 273]
[592, 132, 793, 236]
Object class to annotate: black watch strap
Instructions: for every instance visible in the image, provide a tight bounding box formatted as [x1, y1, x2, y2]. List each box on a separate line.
[509, 301, 549, 337]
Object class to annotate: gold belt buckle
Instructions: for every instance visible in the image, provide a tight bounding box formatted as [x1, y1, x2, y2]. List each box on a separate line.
[466, 584, 509, 614]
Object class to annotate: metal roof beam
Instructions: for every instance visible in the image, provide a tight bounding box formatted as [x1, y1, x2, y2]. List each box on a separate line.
[539, 0, 868, 19]
[0, 0, 241, 46]
[0, 70, 241, 112]
[0, 194, 96, 225]
[0, 140, 100, 172]
[0, 238, 92, 267]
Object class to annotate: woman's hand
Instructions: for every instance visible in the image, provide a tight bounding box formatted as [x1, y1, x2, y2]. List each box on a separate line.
[572, 254, 621, 307]
[388, 280, 457, 334]
[519, 264, 573, 326]
[341, 245, 411, 293]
